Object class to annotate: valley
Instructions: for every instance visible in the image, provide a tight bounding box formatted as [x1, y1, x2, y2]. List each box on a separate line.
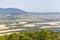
[0, 8, 60, 34]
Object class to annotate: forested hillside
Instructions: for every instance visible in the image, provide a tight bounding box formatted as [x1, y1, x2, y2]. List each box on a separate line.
[0, 30, 60, 40]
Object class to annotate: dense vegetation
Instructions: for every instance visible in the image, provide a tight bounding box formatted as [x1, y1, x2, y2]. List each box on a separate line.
[0, 30, 60, 40]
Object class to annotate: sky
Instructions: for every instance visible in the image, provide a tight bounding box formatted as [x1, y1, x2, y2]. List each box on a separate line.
[0, 0, 60, 12]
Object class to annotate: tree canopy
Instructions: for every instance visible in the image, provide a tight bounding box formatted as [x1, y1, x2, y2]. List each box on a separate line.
[0, 30, 60, 40]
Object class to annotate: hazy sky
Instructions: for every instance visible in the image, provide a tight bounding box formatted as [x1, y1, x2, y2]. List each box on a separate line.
[0, 0, 60, 12]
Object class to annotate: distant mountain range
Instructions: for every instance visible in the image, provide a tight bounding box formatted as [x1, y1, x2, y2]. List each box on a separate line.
[0, 8, 60, 22]
[0, 8, 29, 15]
[0, 8, 60, 15]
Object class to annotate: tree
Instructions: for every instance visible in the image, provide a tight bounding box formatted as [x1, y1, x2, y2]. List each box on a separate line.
[8, 33, 19, 40]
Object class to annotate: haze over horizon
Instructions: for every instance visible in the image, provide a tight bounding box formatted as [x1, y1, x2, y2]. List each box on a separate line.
[0, 0, 60, 12]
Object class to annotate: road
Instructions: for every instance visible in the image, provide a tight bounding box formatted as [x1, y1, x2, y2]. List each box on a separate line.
[0, 29, 27, 36]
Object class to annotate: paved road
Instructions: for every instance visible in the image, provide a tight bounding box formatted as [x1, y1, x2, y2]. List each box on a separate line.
[0, 29, 27, 36]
